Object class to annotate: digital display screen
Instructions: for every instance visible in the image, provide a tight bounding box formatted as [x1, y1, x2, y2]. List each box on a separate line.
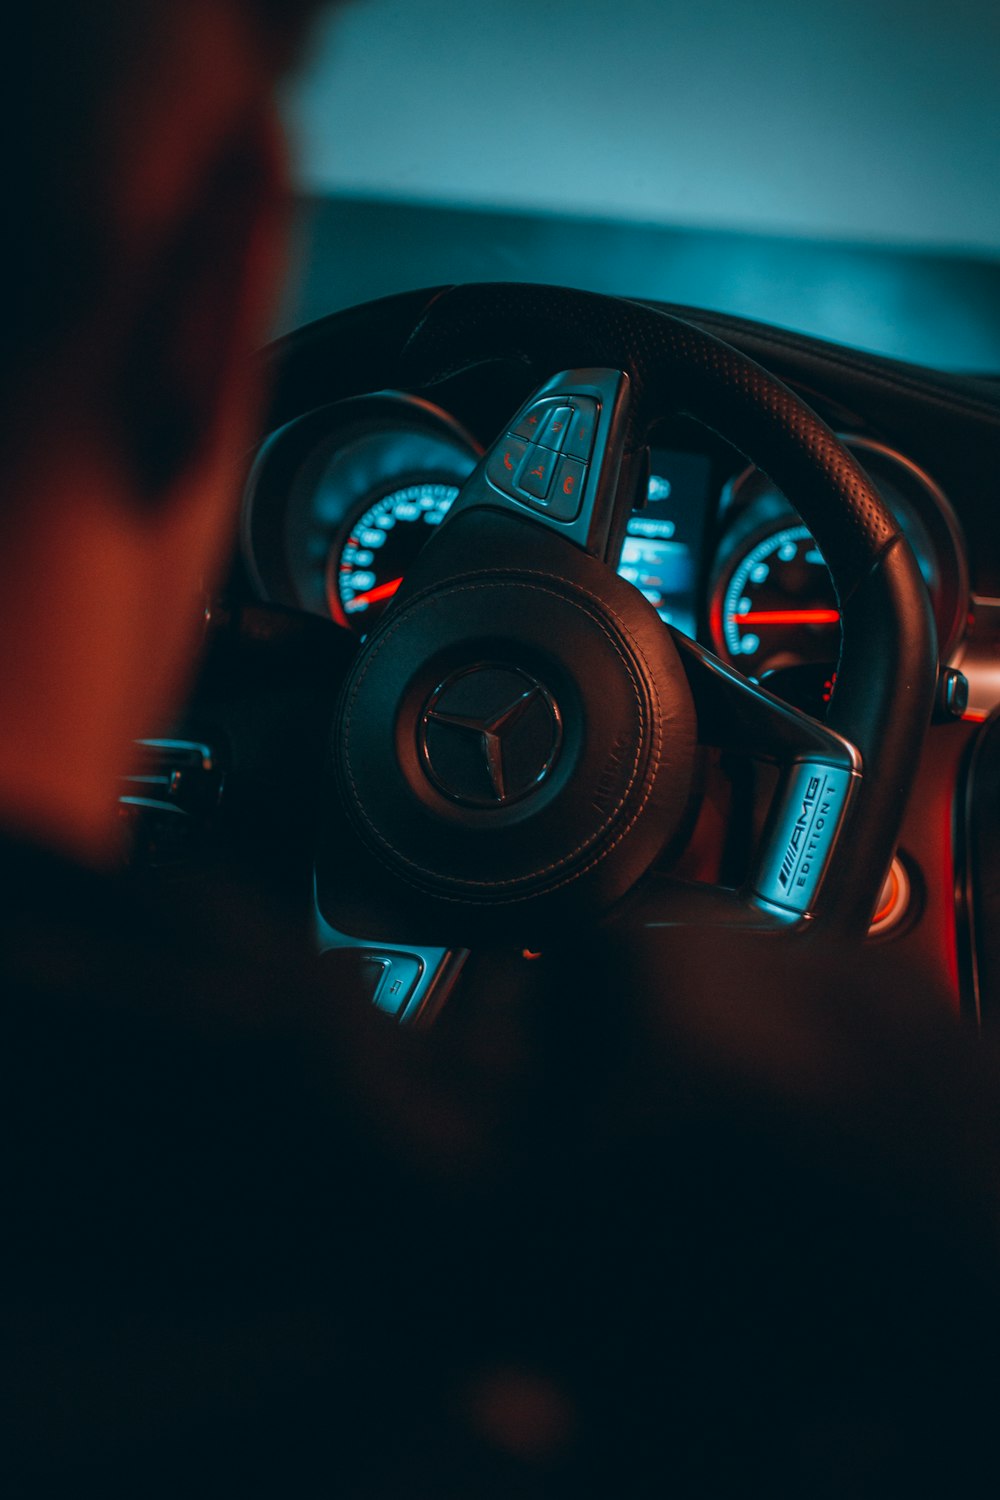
[617, 449, 714, 637]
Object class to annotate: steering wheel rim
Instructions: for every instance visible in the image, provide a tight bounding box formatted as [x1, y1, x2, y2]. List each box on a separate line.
[296, 284, 937, 951]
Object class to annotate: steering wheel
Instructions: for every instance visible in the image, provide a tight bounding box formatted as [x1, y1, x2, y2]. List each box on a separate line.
[286, 285, 936, 965]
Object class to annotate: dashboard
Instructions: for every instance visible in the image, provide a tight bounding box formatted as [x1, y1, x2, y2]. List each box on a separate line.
[242, 389, 968, 720]
[203, 288, 1000, 1030]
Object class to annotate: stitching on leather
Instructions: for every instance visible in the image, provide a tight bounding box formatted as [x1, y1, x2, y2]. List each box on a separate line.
[340, 572, 667, 894]
[341, 575, 652, 881]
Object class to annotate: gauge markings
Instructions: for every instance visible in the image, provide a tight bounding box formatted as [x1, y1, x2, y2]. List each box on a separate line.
[331, 481, 460, 630]
[716, 523, 841, 671]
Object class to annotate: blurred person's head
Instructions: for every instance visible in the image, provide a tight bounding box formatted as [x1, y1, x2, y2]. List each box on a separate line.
[1, 2, 332, 863]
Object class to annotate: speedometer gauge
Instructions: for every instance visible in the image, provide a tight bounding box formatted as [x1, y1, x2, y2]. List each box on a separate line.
[330, 481, 460, 630]
[711, 522, 840, 676]
[709, 433, 968, 697]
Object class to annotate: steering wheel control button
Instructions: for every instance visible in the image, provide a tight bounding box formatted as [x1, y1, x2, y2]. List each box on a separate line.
[536, 406, 573, 452]
[935, 665, 969, 721]
[419, 665, 563, 808]
[371, 952, 425, 1016]
[512, 400, 561, 442]
[753, 761, 854, 915]
[563, 400, 598, 462]
[548, 458, 587, 521]
[517, 446, 559, 501]
[487, 436, 528, 496]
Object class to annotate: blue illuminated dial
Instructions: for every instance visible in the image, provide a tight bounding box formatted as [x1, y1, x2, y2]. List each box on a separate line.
[331, 482, 460, 630]
[716, 522, 841, 676]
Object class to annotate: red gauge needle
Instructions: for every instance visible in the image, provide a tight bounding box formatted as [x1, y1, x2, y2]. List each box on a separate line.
[347, 576, 404, 610]
[732, 608, 841, 626]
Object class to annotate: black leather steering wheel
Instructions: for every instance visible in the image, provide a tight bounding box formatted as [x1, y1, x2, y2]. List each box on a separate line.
[292, 285, 937, 955]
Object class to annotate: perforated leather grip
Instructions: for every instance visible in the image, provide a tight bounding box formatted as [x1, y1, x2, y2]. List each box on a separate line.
[397, 283, 900, 602]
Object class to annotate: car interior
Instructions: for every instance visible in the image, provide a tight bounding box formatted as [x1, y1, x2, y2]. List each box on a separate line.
[119, 277, 999, 1037]
[13, 1, 1000, 1491]
[110, 0, 1000, 1042]
[11, 2, 1000, 1489]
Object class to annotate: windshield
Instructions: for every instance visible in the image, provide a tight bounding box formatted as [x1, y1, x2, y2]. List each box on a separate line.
[280, 0, 1000, 373]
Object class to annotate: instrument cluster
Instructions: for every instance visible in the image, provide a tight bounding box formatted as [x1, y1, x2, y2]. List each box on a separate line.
[242, 391, 968, 716]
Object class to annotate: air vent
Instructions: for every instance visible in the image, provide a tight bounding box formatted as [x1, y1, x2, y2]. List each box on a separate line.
[119, 738, 225, 864]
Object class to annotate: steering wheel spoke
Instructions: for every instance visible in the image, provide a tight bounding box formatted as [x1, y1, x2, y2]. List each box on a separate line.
[618, 870, 800, 933]
[664, 630, 863, 922]
[671, 632, 858, 767]
[314, 896, 468, 1028]
[605, 642, 861, 941]
[425, 367, 639, 567]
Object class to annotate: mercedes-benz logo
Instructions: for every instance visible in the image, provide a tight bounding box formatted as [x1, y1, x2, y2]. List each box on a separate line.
[418, 665, 563, 808]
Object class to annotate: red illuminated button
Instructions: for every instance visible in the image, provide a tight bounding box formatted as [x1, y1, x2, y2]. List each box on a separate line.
[486, 435, 528, 495]
[517, 444, 558, 500]
[564, 400, 598, 462]
[537, 405, 573, 452]
[547, 457, 587, 520]
[512, 401, 561, 442]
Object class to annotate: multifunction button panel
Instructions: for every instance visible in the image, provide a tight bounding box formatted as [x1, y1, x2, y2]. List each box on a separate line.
[486, 396, 599, 522]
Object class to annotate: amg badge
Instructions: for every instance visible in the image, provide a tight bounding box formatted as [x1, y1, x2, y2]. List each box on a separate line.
[753, 761, 854, 915]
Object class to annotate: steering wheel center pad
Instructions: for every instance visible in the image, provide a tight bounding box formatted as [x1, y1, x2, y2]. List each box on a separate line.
[329, 509, 696, 934]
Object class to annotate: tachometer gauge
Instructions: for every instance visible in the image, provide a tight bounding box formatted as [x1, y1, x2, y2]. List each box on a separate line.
[330, 481, 460, 630]
[241, 392, 479, 623]
[710, 521, 840, 677]
[710, 434, 969, 695]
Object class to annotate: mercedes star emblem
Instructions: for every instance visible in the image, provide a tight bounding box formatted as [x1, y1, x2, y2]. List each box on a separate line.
[418, 665, 563, 808]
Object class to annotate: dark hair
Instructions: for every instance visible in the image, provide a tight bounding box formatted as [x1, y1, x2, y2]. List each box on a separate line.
[7, 1, 332, 409]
